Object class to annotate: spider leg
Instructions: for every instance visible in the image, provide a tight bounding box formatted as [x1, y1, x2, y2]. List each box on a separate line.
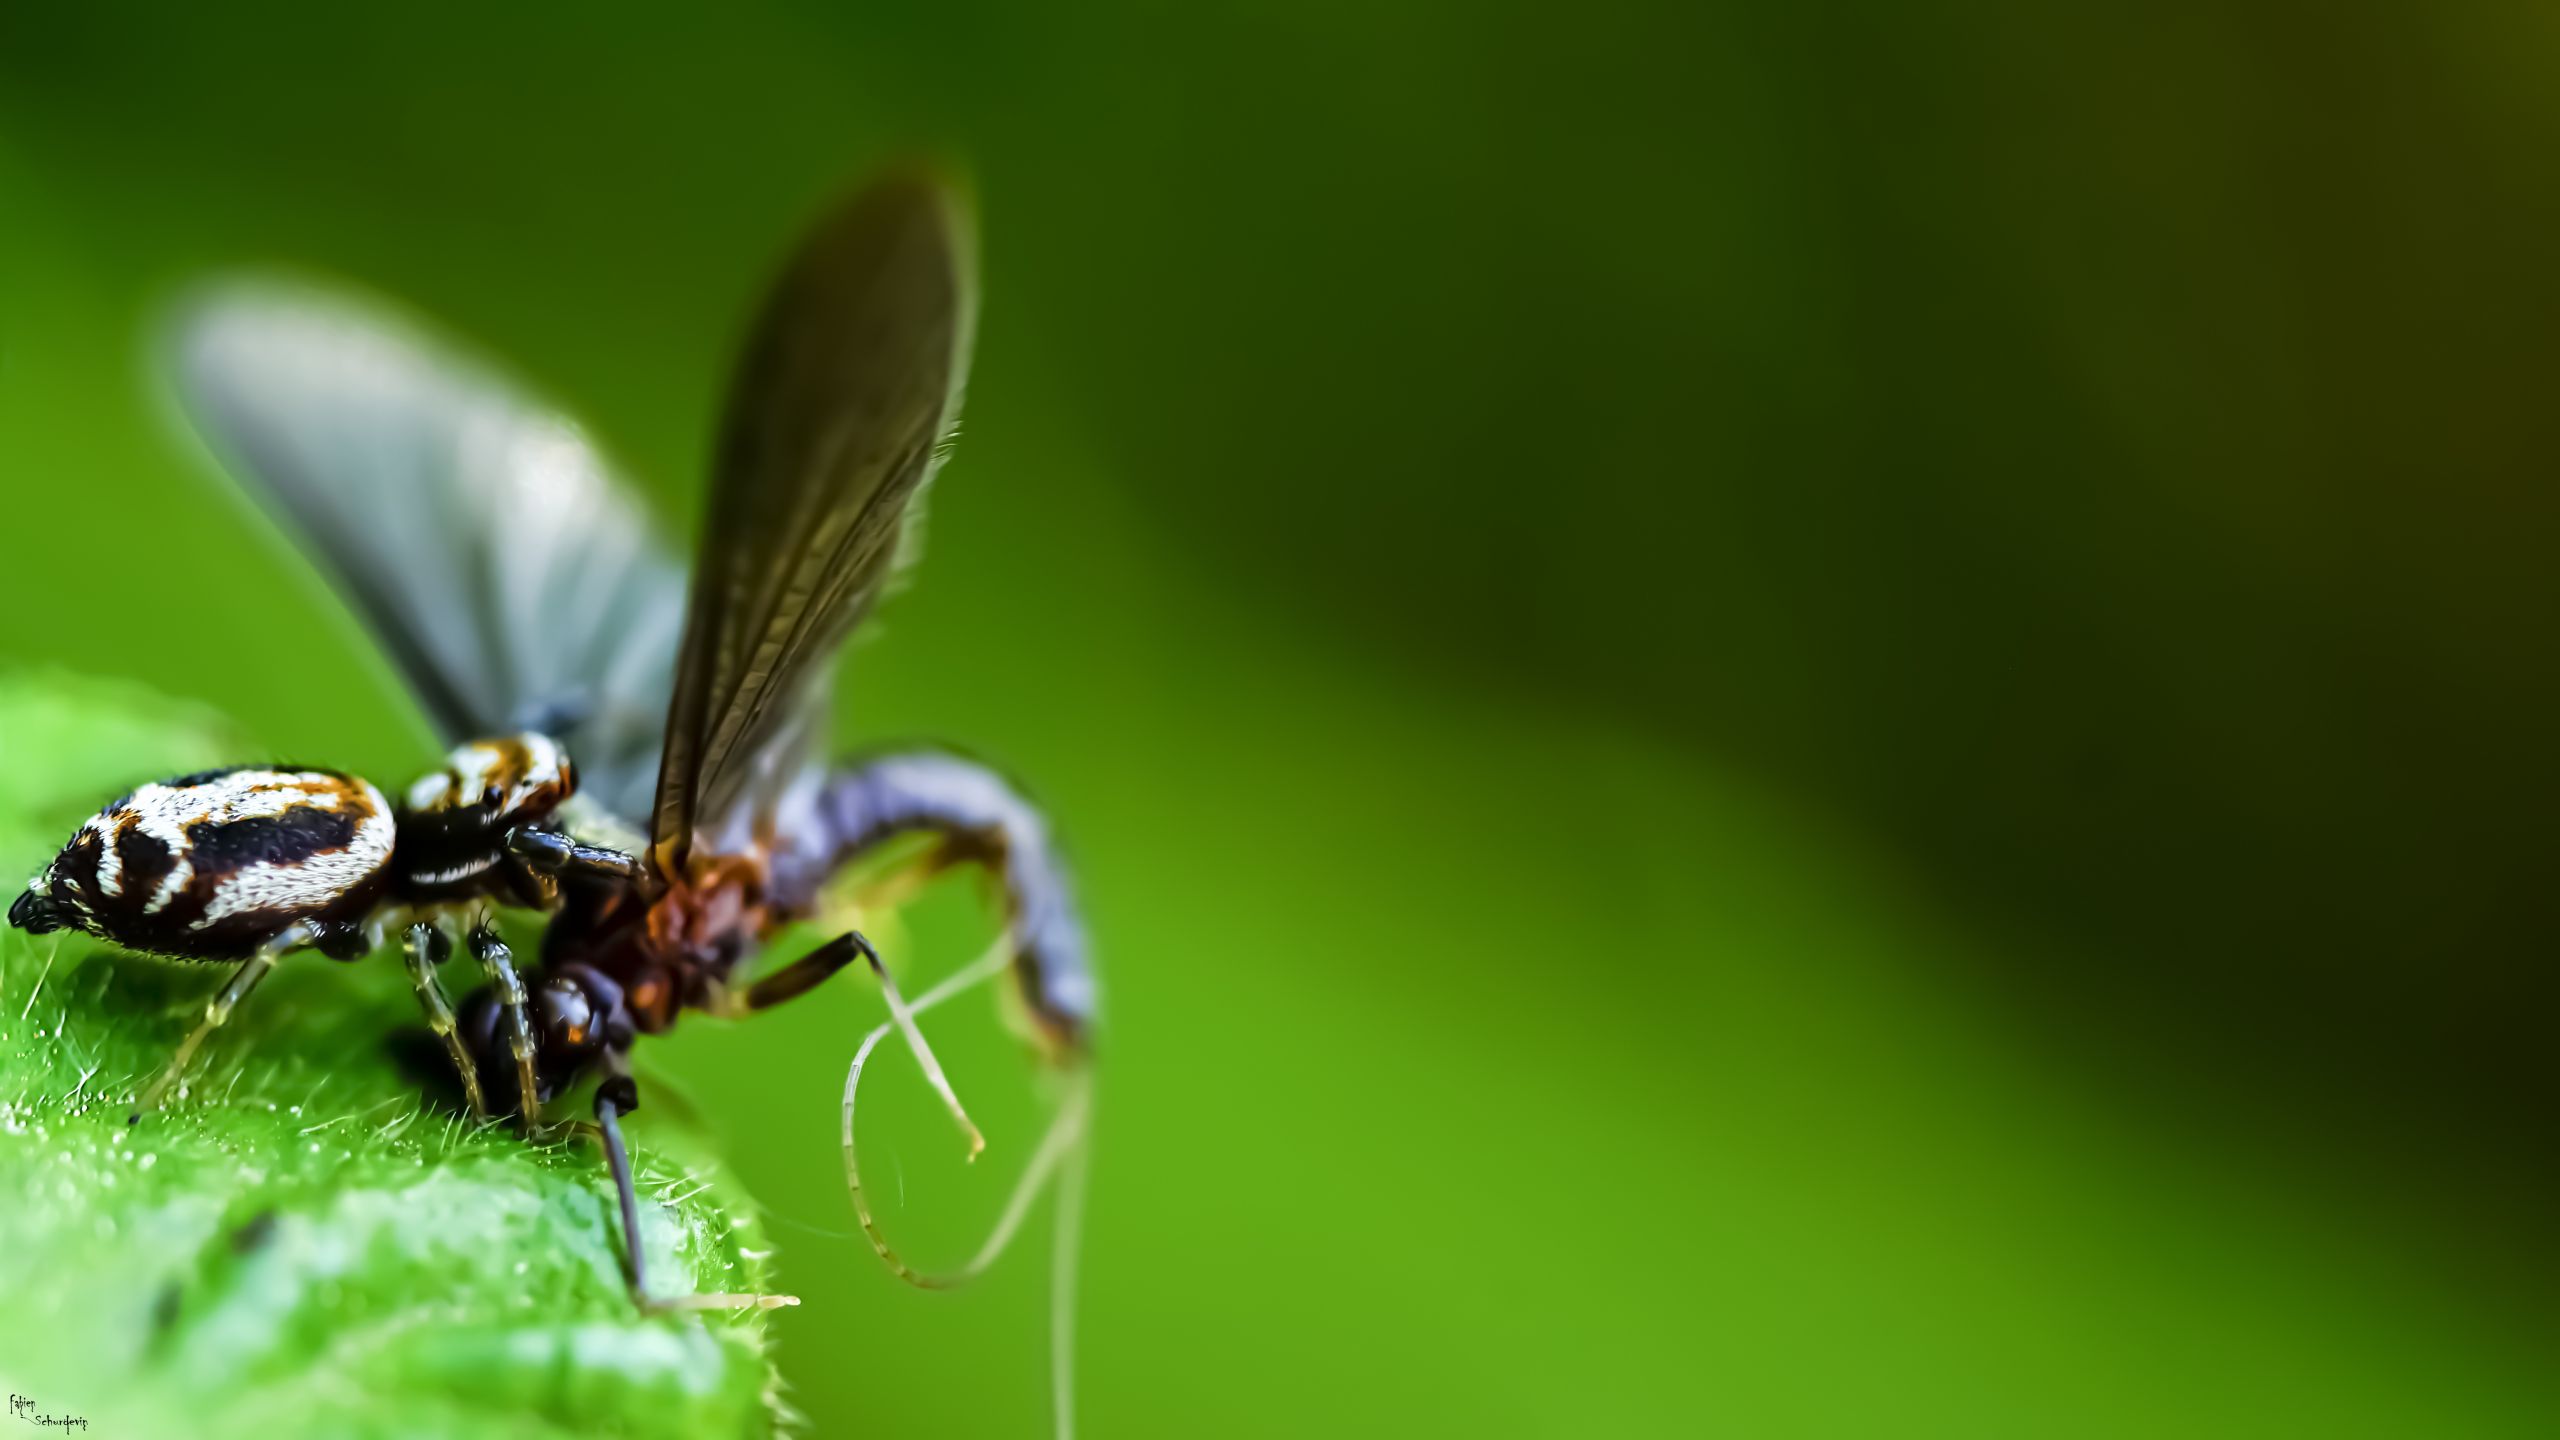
[466, 920, 541, 1126]
[130, 921, 315, 1122]
[591, 1062, 797, 1313]
[403, 920, 487, 1118]
[506, 827, 643, 885]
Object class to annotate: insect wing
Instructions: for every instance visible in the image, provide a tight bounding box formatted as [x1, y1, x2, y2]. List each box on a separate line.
[653, 170, 976, 866]
[168, 282, 688, 823]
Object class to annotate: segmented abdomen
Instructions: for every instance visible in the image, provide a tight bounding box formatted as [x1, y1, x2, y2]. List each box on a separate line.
[784, 752, 1095, 1050]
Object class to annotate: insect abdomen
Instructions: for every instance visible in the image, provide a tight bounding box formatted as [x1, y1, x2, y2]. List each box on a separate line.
[798, 752, 1096, 1048]
[35, 767, 394, 960]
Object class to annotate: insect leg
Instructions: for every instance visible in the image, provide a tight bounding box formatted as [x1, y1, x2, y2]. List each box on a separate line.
[819, 758, 1099, 1433]
[863, 934, 983, 1159]
[737, 928, 872, 1012]
[735, 925, 984, 1155]
[842, 1000, 1091, 1287]
[593, 1080, 652, 1296]
[403, 921, 487, 1118]
[839, 934, 1092, 1284]
[466, 921, 542, 1126]
[1052, 1109, 1091, 1440]
[505, 827, 642, 885]
[130, 921, 314, 1122]
[840, 934, 1094, 1437]
[591, 1062, 797, 1313]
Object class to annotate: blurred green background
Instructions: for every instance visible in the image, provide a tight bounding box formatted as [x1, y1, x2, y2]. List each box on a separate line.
[1, 2, 2556, 1435]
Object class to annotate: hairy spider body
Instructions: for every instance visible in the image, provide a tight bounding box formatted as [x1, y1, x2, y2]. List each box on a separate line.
[6, 732, 630, 1121]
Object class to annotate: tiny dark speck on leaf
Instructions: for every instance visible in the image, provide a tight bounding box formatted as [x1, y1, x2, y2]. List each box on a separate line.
[149, 1279, 182, 1338]
[229, 1209, 278, 1255]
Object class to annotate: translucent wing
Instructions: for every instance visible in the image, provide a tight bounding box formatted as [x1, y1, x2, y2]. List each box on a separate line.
[653, 170, 975, 868]
[169, 281, 688, 823]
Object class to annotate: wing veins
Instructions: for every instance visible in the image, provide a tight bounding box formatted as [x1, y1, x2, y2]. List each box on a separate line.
[649, 171, 973, 866]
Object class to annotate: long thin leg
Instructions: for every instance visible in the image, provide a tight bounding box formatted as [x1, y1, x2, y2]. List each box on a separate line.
[838, 933, 1093, 1439]
[596, 1087, 648, 1288]
[845, 1032, 1089, 1288]
[130, 922, 312, 1122]
[838, 934, 1088, 1287]
[866, 943, 984, 1161]
[1052, 1116, 1090, 1440]
[822, 756, 1097, 1439]
[467, 922, 541, 1125]
[743, 929, 984, 1160]
[593, 1068, 796, 1314]
[403, 922, 486, 1118]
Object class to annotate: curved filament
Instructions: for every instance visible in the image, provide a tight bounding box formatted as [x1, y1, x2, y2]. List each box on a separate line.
[840, 932, 1095, 1437]
[866, 945, 987, 1162]
[840, 932, 1090, 1286]
[845, 1029, 1089, 1287]
[1052, 1104, 1091, 1440]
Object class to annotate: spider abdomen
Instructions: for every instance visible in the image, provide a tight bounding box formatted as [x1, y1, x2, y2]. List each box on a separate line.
[23, 767, 394, 960]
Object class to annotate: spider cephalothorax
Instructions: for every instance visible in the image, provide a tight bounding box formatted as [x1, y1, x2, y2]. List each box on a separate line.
[393, 731, 589, 905]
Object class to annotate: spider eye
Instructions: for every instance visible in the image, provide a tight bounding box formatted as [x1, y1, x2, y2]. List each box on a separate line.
[482, 784, 506, 810]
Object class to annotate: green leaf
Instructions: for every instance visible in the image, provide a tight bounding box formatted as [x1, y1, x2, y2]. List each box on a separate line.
[0, 670, 785, 1439]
